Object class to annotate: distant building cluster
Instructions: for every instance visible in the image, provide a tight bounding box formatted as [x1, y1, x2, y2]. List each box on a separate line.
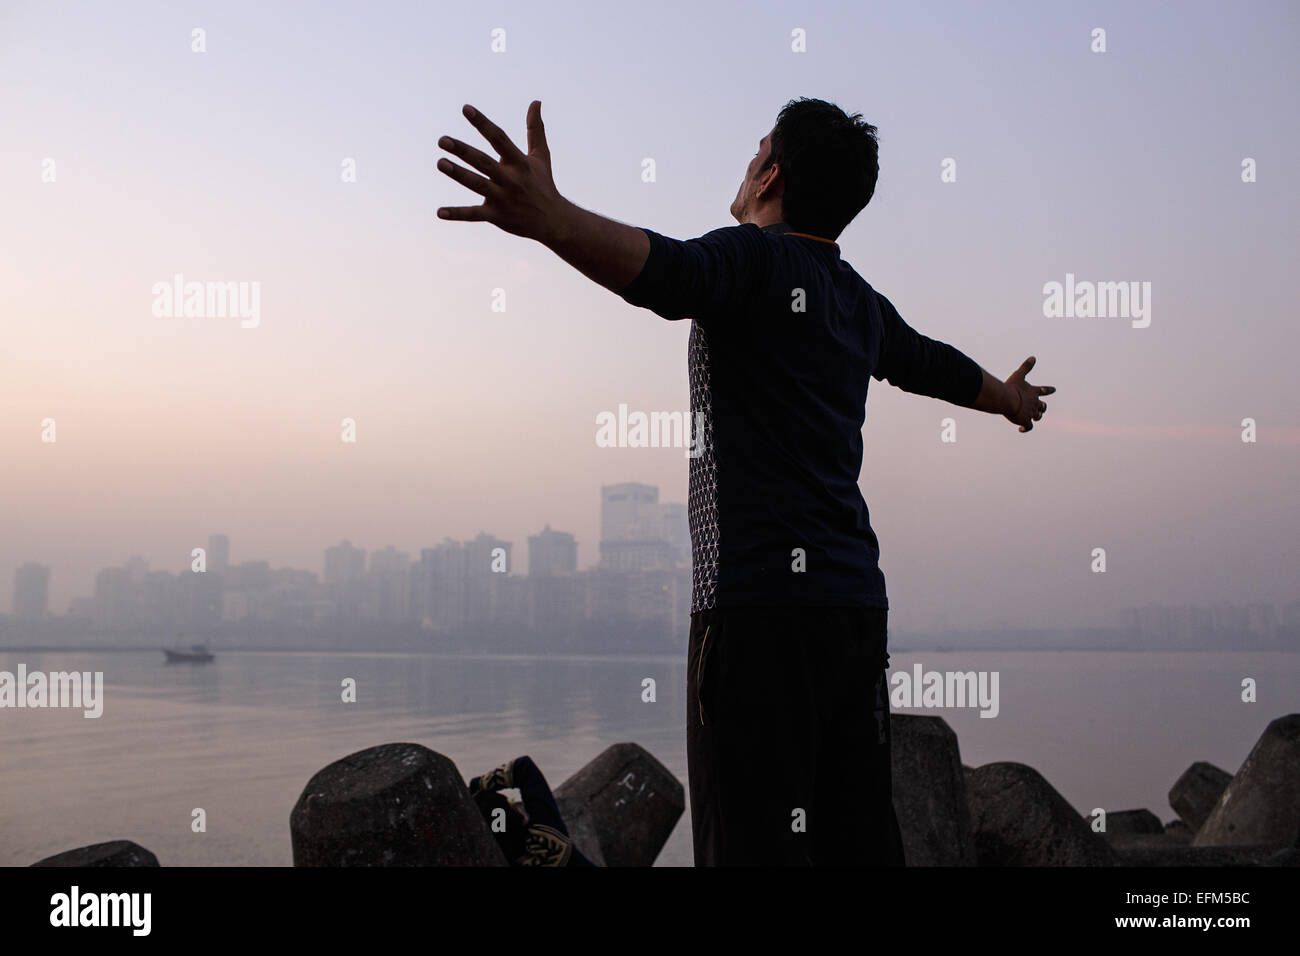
[12, 493, 1297, 654]
[5, 483, 692, 651]
[1117, 601, 1300, 649]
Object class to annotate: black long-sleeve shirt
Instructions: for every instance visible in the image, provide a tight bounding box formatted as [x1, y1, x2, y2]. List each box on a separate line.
[617, 221, 982, 612]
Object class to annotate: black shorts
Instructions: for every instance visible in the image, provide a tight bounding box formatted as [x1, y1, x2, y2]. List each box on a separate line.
[685, 604, 905, 866]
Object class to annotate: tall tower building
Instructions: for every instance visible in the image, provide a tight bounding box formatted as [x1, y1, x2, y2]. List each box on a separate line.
[208, 534, 230, 574]
[657, 502, 690, 565]
[324, 540, 367, 617]
[526, 526, 580, 639]
[599, 483, 687, 571]
[528, 525, 577, 577]
[418, 539, 469, 633]
[465, 532, 512, 629]
[13, 563, 50, 619]
[366, 546, 412, 623]
[600, 483, 659, 542]
[324, 540, 367, 587]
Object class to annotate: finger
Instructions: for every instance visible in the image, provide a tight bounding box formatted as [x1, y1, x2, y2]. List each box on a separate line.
[437, 156, 497, 198]
[437, 205, 489, 221]
[1020, 420, 1033, 432]
[1011, 355, 1036, 381]
[1038, 385, 1056, 395]
[526, 100, 550, 160]
[438, 135, 502, 178]
[463, 103, 525, 163]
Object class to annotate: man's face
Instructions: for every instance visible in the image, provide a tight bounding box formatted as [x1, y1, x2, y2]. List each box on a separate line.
[730, 129, 776, 223]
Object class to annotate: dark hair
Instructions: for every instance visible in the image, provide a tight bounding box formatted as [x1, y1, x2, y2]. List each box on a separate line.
[761, 97, 879, 240]
[472, 788, 527, 862]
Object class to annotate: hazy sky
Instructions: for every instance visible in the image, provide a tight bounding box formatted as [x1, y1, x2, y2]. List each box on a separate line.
[2, 0, 1296, 631]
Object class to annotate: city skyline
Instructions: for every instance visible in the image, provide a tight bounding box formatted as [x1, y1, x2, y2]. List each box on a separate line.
[3, 481, 701, 653]
[8, 533, 1298, 652]
[6, 501, 1299, 639]
[7, 480, 690, 614]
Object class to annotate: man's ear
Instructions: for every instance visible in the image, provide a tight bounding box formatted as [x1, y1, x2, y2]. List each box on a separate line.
[757, 162, 783, 200]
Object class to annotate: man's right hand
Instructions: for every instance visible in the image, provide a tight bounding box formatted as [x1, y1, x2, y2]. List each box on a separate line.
[1004, 356, 1055, 433]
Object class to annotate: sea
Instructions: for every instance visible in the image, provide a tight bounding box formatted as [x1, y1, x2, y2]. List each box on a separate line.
[1, 648, 1295, 866]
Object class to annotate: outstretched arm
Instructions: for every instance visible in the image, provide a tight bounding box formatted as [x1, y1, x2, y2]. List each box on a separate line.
[437, 102, 1057, 432]
[436, 100, 649, 293]
[873, 291, 1055, 433]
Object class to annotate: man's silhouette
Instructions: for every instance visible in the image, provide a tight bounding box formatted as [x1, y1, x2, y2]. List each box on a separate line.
[436, 97, 1055, 866]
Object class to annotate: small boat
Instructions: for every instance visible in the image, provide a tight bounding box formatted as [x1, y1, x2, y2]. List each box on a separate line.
[163, 639, 214, 663]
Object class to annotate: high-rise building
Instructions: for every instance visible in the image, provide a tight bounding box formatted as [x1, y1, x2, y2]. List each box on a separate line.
[417, 539, 469, 633]
[582, 565, 682, 647]
[226, 561, 271, 591]
[600, 482, 660, 542]
[528, 525, 577, 577]
[529, 574, 582, 637]
[658, 502, 690, 565]
[13, 563, 50, 620]
[179, 569, 222, 628]
[599, 483, 689, 571]
[138, 569, 181, 630]
[465, 532, 512, 630]
[599, 539, 678, 571]
[324, 540, 366, 586]
[124, 555, 149, 583]
[324, 540, 367, 617]
[525, 526, 580, 637]
[261, 568, 325, 626]
[366, 546, 412, 623]
[208, 534, 230, 574]
[92, 567, 131, 628]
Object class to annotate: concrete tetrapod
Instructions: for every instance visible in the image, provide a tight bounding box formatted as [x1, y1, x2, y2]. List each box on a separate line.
[891, 715, 977, 865]
[1195, 714, 1300, 848]
[1168, 761, 1232, 834]
[291, 742, 507, 866]
[967, 762, 1117, 866]
[32, 840, 160, 867]
[553, 743, 684, 867]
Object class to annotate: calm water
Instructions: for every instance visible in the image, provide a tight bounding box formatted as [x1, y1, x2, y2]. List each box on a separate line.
[0, 648, 1295, 866]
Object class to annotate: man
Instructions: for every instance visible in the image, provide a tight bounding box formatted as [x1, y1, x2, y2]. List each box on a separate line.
[436, 98, 1055, 866]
